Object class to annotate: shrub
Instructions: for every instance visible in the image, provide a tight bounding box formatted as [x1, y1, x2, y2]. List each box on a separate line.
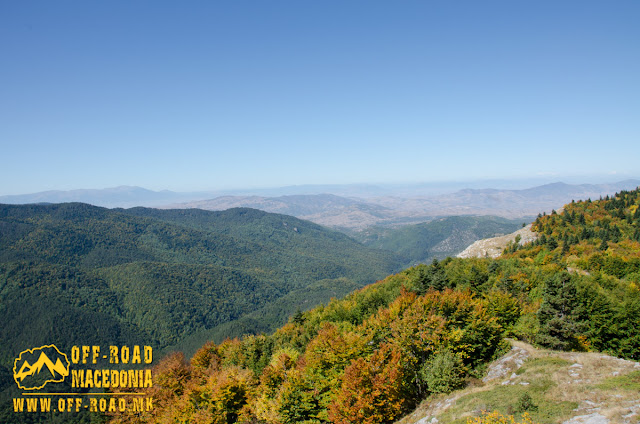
[514, 393, 538, 413]
[419, 349, 466, 394]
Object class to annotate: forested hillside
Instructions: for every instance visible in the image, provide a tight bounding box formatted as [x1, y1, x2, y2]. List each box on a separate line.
[0, 203, 402, 423]
[0, 203, 402, 352]
[113, 188, 640, 424]
[354, 216, 526, 266]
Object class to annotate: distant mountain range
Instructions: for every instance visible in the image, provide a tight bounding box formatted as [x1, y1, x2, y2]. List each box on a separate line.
[167, 180, 640, 230]
[2, 180, 639, 231]
[168, 194, 395, 230]
[0, 186, 203, 208]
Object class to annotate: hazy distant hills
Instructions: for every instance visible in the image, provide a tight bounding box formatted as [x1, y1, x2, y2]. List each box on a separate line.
[362, 180, 640, 221]
[3, 180, 638, 231]
[173, 194, 375, 216]
[168, 180, 640, 230]
[168, 194, 397, 230]
[0, 179, 640, 217]
[0, 186, 204, 208]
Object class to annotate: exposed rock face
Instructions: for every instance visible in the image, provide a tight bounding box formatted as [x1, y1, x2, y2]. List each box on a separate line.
[563, 413, 610, 424]
[482, 346, 530, 383]
[456, 224, 538, 258]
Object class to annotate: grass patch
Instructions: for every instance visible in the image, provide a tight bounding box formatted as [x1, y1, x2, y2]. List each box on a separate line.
[515, 357, 570, 376]
[436, 383, 576, 424]
[436, 357, 577, 424]
[598, 370, 640, 391]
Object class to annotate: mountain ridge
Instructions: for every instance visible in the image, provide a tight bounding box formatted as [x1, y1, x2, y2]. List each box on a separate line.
[166, 180, 640, 230]
[3, 180, 639, 230]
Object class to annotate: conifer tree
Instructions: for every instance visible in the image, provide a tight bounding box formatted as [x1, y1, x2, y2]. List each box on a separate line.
[579, 213, 586, 225]
[599, 239, 609, 251]
[536, 273, 581, 351]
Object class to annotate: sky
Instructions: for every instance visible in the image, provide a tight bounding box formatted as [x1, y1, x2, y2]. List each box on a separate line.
[1, 1, 639, 195]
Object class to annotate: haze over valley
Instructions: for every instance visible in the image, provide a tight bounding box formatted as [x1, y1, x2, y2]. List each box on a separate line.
[3, 179, 638, 232]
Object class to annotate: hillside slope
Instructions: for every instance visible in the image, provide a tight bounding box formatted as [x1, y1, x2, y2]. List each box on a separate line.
[399, 340, 640, 424]
[457, 223, 538, 259]
[355, 216, 526, 265]
[110, 187, 640, 424]
[0, 202, 401, 358]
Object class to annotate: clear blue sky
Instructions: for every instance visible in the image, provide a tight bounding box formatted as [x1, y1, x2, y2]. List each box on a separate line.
[1, 1, 639, 195]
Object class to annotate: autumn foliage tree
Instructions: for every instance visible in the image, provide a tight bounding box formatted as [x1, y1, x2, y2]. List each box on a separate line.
[328, 343, 408, 424]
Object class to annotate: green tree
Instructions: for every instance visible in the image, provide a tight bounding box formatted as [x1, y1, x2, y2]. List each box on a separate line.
[536, 273, 582, 351]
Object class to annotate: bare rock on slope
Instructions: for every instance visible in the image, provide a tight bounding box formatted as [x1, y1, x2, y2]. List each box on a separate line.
[563, 413, 610, 424]
[482, 345, 530, 383]
[456, 224, 538, 259]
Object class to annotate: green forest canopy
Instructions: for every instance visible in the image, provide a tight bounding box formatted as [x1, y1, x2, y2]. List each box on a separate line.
[0, 203, 403, 424]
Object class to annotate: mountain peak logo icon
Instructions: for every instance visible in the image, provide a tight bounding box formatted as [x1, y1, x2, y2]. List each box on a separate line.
[13, 345, 70, 390]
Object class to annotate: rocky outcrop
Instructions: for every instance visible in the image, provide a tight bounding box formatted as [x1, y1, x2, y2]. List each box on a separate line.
[399, 341, 640, 424]
[456, 224, 538, 259]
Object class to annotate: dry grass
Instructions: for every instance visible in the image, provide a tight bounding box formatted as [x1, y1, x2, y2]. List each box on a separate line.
[395, 341, 640, 424]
